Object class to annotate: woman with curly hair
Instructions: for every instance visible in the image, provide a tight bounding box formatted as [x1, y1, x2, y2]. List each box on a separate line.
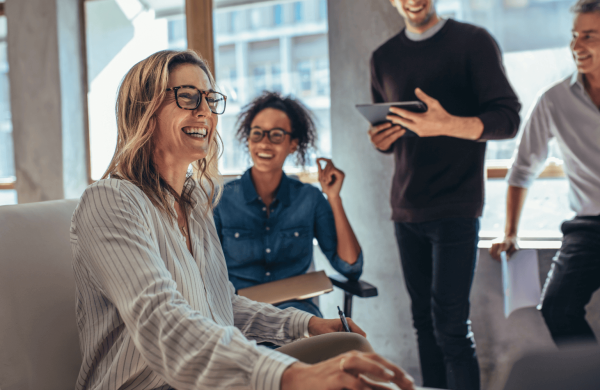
[214, 92, 363, 317]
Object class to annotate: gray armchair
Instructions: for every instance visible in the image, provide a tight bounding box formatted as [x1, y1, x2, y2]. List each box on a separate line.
[0, 199, 81, 390]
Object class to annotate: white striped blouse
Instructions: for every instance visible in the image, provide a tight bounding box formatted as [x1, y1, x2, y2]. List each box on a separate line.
[70, 178, 313, 390]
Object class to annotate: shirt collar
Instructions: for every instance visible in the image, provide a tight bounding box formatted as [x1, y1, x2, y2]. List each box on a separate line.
[405, 18, 447, 42]
[240, 168, 292, 206]
[164, 180, 201, 212]
[570, 72, 584, 89]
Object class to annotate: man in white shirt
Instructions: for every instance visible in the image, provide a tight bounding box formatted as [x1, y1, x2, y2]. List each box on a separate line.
[490, 0, 600, 346]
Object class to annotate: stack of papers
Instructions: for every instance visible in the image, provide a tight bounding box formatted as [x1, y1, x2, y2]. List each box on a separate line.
[501, 249, 542, 318]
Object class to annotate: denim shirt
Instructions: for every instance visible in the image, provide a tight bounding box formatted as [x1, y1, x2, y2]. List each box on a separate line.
[213, 169, 363, 291]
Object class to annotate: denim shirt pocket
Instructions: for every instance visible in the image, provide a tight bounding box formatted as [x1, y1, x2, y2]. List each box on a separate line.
[273, 226, 312, 266]
[222, 228, 261, 265]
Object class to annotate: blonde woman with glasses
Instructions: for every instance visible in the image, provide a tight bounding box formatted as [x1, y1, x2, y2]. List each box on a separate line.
[70, 50, 414, 390]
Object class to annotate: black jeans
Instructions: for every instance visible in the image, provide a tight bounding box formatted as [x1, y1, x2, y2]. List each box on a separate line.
[539, 216, 600, 346]
[394, 218, 480, 390]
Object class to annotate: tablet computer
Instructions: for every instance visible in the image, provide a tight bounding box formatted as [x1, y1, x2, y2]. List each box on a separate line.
[355, 101, 427, 137]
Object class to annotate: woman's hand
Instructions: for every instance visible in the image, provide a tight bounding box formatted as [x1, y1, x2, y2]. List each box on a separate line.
[317, 158, 344, 199]
[308, 317, 366, 337]
[281, 352, 415, 390]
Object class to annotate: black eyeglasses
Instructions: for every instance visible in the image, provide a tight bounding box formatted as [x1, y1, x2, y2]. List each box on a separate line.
[166, 86, 227, 115]
[249, 127, 292, 144]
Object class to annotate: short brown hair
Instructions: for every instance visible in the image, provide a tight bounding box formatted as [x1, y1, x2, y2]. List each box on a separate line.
[571, 0, 600, 14]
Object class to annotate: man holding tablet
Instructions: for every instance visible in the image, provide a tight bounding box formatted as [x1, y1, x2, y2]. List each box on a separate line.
[368, 0, 521, 389]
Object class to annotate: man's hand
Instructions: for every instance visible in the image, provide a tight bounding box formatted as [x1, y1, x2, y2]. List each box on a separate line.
[368, 122, 406, 151]
[386, 88, 484, 140]
[317, 158, 344, 200]
[308, 316, 366, 338]
[281, 352, 415, 390]
[489, 235, 519, 261]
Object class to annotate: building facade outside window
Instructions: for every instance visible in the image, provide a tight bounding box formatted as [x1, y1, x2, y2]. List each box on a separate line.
[85, 0, 174, 181]
[436, 0, 576, 235]
[0, 12, 17, 206]
[82, 0, 573, 236]
[209, 0, 331, 174]
[85, 0, 331, 180]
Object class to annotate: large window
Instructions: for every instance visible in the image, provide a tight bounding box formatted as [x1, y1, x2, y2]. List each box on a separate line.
[437, 0, 576, 235]
[85, 0, 331, 179]
[85, 0, 175, 180]
[0, 10, 16, 206]
[212, 0, 331, 174]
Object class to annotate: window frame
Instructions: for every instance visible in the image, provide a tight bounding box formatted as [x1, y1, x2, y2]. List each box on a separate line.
[0, 3, 14, 190]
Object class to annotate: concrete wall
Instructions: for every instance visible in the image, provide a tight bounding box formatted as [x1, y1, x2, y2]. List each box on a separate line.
[322, 1, 600, 388]
[324, 0, 421, 380]
[6, 0, 88, 203]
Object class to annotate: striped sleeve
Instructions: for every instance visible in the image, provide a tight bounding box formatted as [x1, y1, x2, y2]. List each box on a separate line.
[73, 180, 300, 390]
[230, 285, 313, 344]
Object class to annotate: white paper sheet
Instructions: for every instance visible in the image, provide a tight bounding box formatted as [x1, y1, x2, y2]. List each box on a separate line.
[359, 374, 446, 389]
[501, 249, 542, 318]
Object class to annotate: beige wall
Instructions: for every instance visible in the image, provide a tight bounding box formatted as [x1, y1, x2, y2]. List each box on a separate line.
[6, 0, 88, 203]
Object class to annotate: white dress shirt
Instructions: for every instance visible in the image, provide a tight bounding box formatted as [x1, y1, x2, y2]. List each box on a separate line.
[70, 178, 313, 390]
[507, 72, 600, 216]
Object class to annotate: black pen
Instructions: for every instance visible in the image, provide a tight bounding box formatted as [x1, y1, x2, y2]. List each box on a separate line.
[337, 306, 351, 332]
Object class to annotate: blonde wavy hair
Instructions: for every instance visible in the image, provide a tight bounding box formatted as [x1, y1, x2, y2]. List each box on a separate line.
[102, 50, 222, 220]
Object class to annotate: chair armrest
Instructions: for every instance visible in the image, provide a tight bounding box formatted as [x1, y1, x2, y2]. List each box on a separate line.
[328, 274, 378, 298]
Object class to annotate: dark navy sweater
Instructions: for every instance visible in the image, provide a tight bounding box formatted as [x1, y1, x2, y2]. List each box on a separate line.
[370, 19, 521, 222]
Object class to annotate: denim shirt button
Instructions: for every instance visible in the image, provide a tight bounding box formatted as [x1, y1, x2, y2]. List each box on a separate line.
[266, 226, 270, 231]
[294, 232, 299, 237]
[265, 272, 271, 276]
[234, 232, 240, 238]
[271, 209, 274, 213]
[262, 207, 266, 211]
[266, 248, 271, 253]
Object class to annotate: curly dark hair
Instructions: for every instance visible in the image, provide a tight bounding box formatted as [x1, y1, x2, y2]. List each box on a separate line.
[235, 91, 317, 167]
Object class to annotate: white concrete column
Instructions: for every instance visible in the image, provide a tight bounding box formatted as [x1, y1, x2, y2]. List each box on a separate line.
[235, 41, 248, 103]
[280, 35, 293, 95]
[6, 0, 88, 203]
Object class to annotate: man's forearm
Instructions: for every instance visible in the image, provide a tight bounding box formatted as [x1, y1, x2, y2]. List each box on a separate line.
[505, 185, 528, 237]
[446, 115, 484, 140]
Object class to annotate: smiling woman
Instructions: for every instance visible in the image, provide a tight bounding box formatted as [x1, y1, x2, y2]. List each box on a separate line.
[69, 49, 415, 390]
[213, 92, 364, 318]
[102, 50, 222, 228]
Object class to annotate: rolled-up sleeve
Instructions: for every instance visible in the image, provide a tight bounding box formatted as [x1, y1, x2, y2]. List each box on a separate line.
[73, 181, 299, 390]
[507, 94, 554, 188]
[313, 192, 363, 281]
